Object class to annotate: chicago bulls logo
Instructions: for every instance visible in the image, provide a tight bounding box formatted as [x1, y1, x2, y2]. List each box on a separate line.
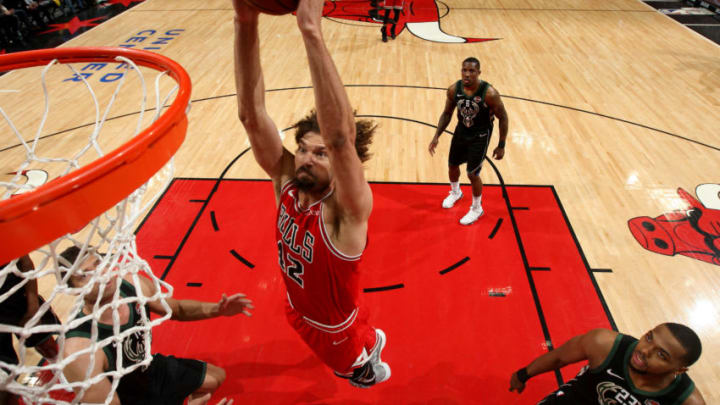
[628, 184, 720, 266]
[8, 169, 49, 195]
[319, 0, 499, 43]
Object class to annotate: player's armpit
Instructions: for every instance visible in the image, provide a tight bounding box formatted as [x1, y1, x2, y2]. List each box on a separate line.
[63, 342, 119, 405]
[485, 87, 508, 120]
[135, 276, 174, 317]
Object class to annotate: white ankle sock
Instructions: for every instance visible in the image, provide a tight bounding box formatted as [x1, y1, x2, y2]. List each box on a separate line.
[451, 182, 460, 193]
[472, 194, 482, 209]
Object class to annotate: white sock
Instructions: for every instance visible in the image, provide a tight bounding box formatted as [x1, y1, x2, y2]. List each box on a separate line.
[472, 194, 482, 209]
[451, 182, 460, 193]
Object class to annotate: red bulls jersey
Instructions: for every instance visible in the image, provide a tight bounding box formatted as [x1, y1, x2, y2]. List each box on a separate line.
[275, 181, 363, 332]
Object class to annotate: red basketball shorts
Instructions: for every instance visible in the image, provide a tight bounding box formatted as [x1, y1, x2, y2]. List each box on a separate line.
[285, 302, 378, 374]
[382, 0, 404, 9]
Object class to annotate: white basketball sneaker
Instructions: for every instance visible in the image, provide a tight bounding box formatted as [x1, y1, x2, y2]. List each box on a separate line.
[348, 329, 391, 388]
[442, 190, 463, 208]
[460, 205, 484, 225]
[370, 329, 391, 384]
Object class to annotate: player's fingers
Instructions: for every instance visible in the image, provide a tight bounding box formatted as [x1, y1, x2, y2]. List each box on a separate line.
[242, 310, 253, 317]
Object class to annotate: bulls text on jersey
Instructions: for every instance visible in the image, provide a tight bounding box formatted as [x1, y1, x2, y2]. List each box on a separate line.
[277, 204, 315, 287]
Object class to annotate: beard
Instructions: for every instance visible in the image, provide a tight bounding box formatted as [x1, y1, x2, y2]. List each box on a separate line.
[295, 168, 317, 191]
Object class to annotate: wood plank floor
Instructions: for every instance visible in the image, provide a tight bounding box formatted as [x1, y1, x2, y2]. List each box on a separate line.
[1, 0, 718, 401]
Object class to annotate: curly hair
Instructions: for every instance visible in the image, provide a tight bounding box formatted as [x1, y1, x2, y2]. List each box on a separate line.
[293, 110, 376, 162]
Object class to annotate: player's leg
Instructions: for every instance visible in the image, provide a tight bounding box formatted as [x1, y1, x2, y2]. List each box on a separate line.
[390, 1, 402, 39]
[443, 135, 466, 209]
[334, 328, 390, 388]
[334, 309, 390, 388]
[369, 0, 380, 21]
[147, 353, 217, 403]
[380, 2, 392, 42]
[459, 135, 491, 225]
[460, 171, 484, 225]
[194, 362, 226, 395]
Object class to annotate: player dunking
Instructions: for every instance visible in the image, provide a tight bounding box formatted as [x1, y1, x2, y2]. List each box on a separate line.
[429, 57, 509, 225]
[232, 0, 390, 388]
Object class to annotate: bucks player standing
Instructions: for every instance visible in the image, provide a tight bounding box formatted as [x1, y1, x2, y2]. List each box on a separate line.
[510, 324, 706, 405]
[429, 57, 509, 225]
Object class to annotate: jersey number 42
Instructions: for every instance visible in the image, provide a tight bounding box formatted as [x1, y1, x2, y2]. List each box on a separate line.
[277, 241, 305, 288]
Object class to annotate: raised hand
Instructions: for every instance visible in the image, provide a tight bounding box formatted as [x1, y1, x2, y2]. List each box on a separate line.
[217, 293, 254, 317]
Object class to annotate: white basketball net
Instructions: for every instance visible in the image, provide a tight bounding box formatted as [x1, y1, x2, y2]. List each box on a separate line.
[0, 55, 184, 404]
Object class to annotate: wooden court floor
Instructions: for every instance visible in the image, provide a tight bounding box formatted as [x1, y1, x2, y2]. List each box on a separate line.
[0, 0, 718, 402]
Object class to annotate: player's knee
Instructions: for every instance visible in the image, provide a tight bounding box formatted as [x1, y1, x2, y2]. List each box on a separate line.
[204, 363, 226, 390]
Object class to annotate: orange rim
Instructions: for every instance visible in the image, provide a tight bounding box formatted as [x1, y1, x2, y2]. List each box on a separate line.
[0, 47, 191, 264]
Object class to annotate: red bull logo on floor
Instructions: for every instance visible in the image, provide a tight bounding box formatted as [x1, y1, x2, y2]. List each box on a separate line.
[629, 184, 720, 266]
[320, 0, 499, 43]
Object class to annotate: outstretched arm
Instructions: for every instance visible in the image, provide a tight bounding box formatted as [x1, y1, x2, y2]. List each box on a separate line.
[509, 328, 617, 394]
[486, 86, 509, 160]
[429, 86, 456, 155]
[233, 0, 295, 197]
[296, 0, 372, 224]
[139, 276, 254, 321]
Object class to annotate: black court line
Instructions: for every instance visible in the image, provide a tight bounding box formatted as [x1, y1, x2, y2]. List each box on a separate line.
[485, 155, 565, 387]
[511, 206, 530, 211]
[488, 218, 503, 239]
[439, 257, 470, 275]
[363, 284, 404, 293]
[4, 85, 718, 155]
[230, 249, 255, 269]
[592, 268, 614, 273]
[530, 267, 552, 271]
[154, 148, 253, 280]
[186, 282, 202, 287]
[153, 255, 173, 260]
[189, 199, 206, 203]
[176, 117, 613, 391]
[550, 186, 617, 332]
[210, 211, 219, 232]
